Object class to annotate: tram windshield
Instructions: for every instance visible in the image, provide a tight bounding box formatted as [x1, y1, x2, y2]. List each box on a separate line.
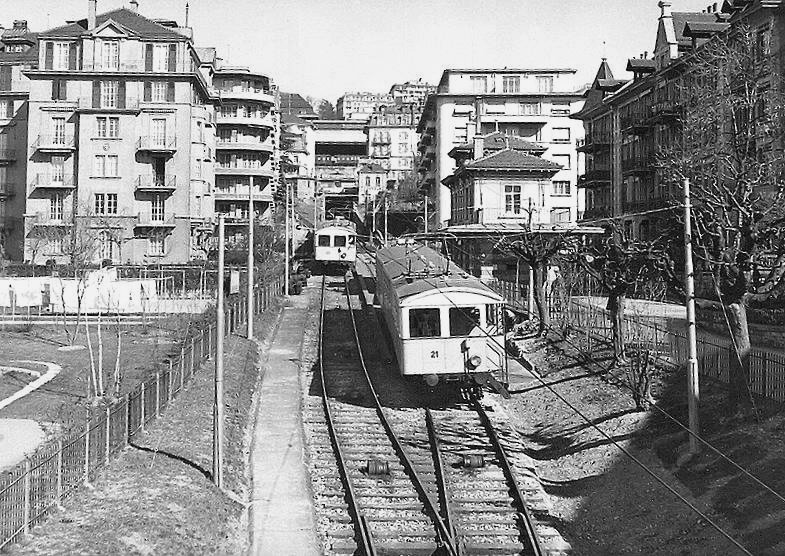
[318, 235, 330, 247]
[409, 308, 441, 338]
[334, 235, 347, 247]
[449, 307, 481, 336]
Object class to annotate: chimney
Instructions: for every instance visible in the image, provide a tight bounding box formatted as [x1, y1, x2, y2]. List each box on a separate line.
[658, 0, 672, 18]
[129, 0, 138, 12]
[473, 134, 484, 160]
[88, 0, 97, 29]
[713, 2, 718, 12]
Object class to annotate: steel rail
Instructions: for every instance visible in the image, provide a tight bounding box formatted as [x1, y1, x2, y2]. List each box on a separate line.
[473, 401, 545, 556]
[341, 273, 459, 556]
[317, 276, 377, 556]
[425, 408, 462, 556]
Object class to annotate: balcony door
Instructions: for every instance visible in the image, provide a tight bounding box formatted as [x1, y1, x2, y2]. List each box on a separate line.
[51, 156, 65, 185]
[153, 158, 165, 187]
[151, 118, 167, 148]
[52, 117, 66, 145]
[151, 194, 164, 222]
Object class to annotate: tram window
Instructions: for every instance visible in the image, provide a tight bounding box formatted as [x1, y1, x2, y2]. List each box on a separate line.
[318, 235, 330, 247]
[334, 235, 347, 247]
[486, 304, 499, 328]
[449, 307, 481, 336]
[409, 308, 441, 338]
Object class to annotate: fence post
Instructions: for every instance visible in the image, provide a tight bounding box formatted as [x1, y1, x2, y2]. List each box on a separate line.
[155, 372, 160, 417]
[168, 360, 174, 402]
[140, 382, 146, 433]
[190, 340, 196, 376]
[23, 459, 31, 535]
[56, 439, 63, 505]
[105, 407, 110, 465]
[180, 347, 185, 391]
[83, 413, 90, 485]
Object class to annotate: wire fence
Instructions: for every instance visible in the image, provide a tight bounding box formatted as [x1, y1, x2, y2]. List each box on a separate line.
[0, 276, 284, 550]
[489, 279, 785, 403]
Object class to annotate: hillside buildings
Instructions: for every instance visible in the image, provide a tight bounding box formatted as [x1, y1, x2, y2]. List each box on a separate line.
[0, 1, 282, 264]
[336, 91, 394, 121]
[366, 105, 418, 181]
[389, 79, 436, 112]
[416, 68, 585, 230]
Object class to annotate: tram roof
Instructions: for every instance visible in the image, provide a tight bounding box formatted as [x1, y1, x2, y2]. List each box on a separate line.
[316, 219, 357, 233]
[376, 244, 501, 300]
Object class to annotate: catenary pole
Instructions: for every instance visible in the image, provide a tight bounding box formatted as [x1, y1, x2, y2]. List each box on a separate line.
[247, 179, 254, 339]
[285, 179, 290, 296]
[384, 194, 389, 245]
[424, 194, 428, 234]
[683, 178, 700, 455]
[214, 215, 225, 487]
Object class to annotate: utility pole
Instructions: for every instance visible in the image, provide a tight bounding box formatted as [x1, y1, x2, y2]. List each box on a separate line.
[284, 179, 290, 296]
[213, 215, 225, 488]
[247, 179, 254, 339]
[424, 194, 428, 234]
[683, 178, 700, 455]
[383, 194, 389, 245]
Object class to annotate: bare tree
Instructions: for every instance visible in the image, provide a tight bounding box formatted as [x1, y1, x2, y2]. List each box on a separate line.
[659, 25, 785, 408]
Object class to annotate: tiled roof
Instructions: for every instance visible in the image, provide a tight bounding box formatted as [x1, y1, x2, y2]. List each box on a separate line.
[673, 12, 719, 45]
[40, 8, 187, 39]
[626, 58, 656, 72]
[464, 148, 562, 171]
[683, 21, 730, 37]
[280, 92, 317, 117]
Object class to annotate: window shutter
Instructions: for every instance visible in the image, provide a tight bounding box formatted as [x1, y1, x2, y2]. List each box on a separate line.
[168, 44, 177, 72]
[117, 81, 126, 109]
[143, 81, 152, 102]
[44, 42, 54, 70]
[51, 80, 58, 100]
[0, 66, 11, 90]
[92, 81, 100, 108]
[166, 82, 175, 102]
[61, 80, 67, 100]
[145, 44, 153, 72]
[68, 42, 78, 70]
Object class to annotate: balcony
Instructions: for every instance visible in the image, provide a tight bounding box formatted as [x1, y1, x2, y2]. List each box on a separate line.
[621, 156, 656, 175]
[576, 135, 612, 153]
[621, 197, 669, 214]
[582, 207, 613, 221]
[136, 136, 177, 154]
[216, 139, 274, 153]
[214, 165, 274, 177]
[215, 113, 275, 128]
[135, 175, 177, 194]
[29, 174, 75, 191]
[214, 186, 273, 202]
[648, 99, 681, 123]
[29, 212, 72, 227]
[218, 89, 276, 105]
[33, 135, 75, 153]
[577, 169, 611, 189]
[134, 214, 176, 229]
[0, 149, 15, 164]
[621, 115, 653, 136]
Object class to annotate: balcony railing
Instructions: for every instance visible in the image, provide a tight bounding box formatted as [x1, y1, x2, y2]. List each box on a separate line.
[648, 99, 681, 122]
[621, 155, 656, 175]
[30, 174, 75, 190]
[29, 212, 72, 227]
[621, 198, 669, 214]
[33, 135, 76, 151]
[135, 175, 177, 193]
[0, 149, 16, 163]
[136, 136, 177, 153]
[578, 169, 611, 188]
[577, 135, 611, 152]
[216, 139, 274, 152]
[135, 213, 176, 228]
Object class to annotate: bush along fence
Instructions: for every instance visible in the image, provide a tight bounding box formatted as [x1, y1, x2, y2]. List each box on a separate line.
[0, 275, 284, 550]
[489, 279, 785, 403]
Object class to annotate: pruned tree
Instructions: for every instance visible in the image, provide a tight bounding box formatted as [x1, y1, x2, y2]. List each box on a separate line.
[659, 24, 785, 408]
[577, 223, 680, 363]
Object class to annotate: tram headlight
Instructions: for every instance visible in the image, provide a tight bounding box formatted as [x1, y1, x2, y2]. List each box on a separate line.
[467, 355, 482, 370]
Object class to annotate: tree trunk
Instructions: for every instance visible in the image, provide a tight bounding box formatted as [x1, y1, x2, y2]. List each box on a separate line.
[726, 300, 751, 409]
[607, 290, 627, 362]
[532, 264, 549, 335]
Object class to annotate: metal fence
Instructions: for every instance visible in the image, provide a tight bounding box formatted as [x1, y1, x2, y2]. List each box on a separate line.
[489, 279, 785, 403]
[0, 276, 284, 550]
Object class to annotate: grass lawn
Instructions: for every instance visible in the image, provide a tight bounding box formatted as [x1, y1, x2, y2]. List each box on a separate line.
[5, 303, 282, 555]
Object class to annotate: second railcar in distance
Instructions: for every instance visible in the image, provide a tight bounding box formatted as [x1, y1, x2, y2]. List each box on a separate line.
[375, 242, 508, 395]
[314, 219, 357, 269]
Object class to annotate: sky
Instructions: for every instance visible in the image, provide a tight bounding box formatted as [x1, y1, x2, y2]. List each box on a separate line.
[4, 0, 720, 102]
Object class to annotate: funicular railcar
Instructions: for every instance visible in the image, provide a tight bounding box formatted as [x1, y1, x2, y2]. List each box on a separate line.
[375, 242, 509, 396]
[314, 218, 357, 269]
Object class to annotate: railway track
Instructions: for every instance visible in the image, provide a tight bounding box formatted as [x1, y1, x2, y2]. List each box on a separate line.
[304, 271, 552, 555]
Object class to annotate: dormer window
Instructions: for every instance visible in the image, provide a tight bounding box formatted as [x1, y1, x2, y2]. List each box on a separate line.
[54, 42, 70, 70]
[101, 41, 119, 70]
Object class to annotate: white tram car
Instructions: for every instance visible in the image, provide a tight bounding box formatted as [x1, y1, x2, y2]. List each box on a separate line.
[314, 219, 357, 268]
[375, 243, 509, 394]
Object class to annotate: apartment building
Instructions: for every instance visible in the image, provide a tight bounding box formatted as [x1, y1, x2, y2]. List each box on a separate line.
[336, 91, 394, 121]
[366, 105, 418, 181]
[389, 79, 436, 111]
[416, 68, 585, 230]
[0, 20, 37, 260]
[281, 114, 316, 200]
[213, 65, 278, 236]
[23, 1, 218, 264]
[571, 1, 762, 239]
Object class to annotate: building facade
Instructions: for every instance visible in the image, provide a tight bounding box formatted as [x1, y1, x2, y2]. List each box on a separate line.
[366, 105, 418, 181]
[389, 79, 436, 112]
[416, 68, 585, 230]
[213, 65, 278, 239]
[0, 20, 37, 261]
[22, 3, 219, 264]
[336, 91, 394, 121]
